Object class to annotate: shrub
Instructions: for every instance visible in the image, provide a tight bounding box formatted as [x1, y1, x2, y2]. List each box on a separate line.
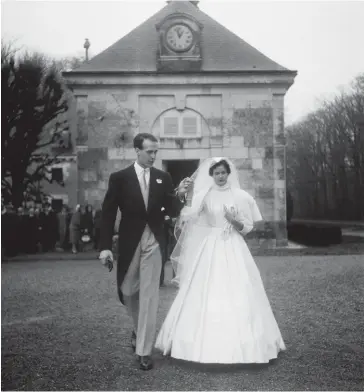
[287, 222, 342, 246]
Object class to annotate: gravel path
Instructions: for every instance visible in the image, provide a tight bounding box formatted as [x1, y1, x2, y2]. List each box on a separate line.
[2, 255, 364, 390]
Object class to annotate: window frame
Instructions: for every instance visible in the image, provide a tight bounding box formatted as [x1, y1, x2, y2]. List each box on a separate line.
[160, 111, 202, 138]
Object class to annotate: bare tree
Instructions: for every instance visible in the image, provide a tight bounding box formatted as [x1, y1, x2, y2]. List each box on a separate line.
[286, 73, 364, 220]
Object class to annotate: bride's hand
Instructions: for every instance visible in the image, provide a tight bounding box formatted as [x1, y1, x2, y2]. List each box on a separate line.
[224, 205, 235, 223]
[224, 206, 244, 231]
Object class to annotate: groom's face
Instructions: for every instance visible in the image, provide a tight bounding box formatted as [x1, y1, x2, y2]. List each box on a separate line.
[136, 139, 159, 168]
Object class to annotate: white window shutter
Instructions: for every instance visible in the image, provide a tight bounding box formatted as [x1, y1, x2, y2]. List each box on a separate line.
[182, 117, 198, 135]
[163, 117, 179, 136]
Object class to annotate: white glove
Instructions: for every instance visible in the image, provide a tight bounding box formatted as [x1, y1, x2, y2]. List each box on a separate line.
[99, 250, 113, 265]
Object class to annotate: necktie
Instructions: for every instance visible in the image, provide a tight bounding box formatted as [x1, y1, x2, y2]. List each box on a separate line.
[142, 169, 148, 190]
[142, 169, 149, 207]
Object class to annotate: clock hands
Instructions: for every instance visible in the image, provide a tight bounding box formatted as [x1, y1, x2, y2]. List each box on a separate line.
[175, 27, 184, 39]
[172, 29, 184, 48]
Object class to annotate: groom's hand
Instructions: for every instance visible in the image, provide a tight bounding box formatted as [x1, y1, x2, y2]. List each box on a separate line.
[99, 250, 114, 272]
[177, 177, 193, 198]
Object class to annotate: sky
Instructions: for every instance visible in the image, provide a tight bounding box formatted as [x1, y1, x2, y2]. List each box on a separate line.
[2, 0, 364, 125]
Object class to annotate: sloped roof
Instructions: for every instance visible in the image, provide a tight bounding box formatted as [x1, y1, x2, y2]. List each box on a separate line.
[73, 1, 290, 73]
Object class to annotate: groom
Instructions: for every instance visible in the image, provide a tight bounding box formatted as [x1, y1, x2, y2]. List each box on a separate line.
[99, 133, 190, 371]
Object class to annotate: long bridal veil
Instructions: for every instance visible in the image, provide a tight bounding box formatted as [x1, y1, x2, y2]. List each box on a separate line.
[171, 157, 241, 286]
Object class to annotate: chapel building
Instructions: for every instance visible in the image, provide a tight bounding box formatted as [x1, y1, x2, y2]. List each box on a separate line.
[61, 0, 296, 246]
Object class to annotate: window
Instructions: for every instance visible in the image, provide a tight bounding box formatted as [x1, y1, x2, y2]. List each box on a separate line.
[160, 110, 201, 138]
[51, 168, 63, 182]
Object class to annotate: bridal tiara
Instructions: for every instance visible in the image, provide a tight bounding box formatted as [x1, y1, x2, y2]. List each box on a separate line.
[209, 157, 225, 167]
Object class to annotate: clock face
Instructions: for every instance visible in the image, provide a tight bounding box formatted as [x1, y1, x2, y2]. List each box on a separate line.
[165, 24, 194, 52]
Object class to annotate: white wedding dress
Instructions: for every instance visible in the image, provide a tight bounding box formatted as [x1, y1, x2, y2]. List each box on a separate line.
[155, 183, 286, 364]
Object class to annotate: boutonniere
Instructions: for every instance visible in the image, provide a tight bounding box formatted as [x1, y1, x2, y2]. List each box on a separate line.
[156, 179, 162, 184]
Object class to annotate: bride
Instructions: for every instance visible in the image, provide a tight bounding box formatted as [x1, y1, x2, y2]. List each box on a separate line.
[155, 157, 286, 364]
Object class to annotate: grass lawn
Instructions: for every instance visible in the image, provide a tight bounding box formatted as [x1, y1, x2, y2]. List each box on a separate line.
[2, 255, 364, 391]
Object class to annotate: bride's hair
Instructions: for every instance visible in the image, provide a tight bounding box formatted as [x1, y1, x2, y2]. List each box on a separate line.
[208, 159, 231, 176]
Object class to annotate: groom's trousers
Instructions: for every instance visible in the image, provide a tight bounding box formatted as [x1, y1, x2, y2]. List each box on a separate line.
[121, 225, 162, 357]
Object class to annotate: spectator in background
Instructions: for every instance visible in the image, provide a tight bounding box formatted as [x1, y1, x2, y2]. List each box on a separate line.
[41, 204, 58, 252]
[93, 207, 102, 251]
[17, 206, 25, 216]
[82, 204, 94, 242]
[35, 202, 43, 214]
[24, 207, 38, 254]
[34, 207, 43, 252]
[57, 205, 70, 251]
[26, 200, 35, 211]
[70, 204, 82, 254]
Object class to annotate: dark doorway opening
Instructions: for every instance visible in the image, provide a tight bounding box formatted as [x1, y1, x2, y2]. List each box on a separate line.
[164, 159, 200, 188]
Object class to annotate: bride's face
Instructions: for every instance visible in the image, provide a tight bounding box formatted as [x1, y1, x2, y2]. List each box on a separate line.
[212, 165, 229, 186]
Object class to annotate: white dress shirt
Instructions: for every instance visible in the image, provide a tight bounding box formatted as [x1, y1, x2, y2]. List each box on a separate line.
[134, 161, 150, 190]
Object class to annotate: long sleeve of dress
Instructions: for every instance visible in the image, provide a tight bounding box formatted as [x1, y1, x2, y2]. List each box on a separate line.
[238, 194, 263, 236]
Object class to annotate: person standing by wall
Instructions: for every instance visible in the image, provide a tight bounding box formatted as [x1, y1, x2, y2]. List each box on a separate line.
[41, 204, 58, 252]
[57, 205, 69, 250]
[69, 205, 82, 254]
[34, 207, 43, 253]
[24, 207, 38, 254]
[93, 207, 102, 251]
[82, 204, 94, 243]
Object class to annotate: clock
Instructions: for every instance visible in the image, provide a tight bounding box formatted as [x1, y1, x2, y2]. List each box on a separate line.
[165, 24, 194, 52]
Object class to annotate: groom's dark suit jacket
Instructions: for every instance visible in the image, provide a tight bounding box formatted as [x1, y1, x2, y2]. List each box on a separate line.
[99, 164, 183, 304]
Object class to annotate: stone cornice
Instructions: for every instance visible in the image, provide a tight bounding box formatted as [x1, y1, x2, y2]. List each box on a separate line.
[64, 71, 297, 91]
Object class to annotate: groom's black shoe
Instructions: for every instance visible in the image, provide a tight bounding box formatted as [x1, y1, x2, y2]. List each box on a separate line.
[139, 355, 153, 371]
[131, 331, 136, 352]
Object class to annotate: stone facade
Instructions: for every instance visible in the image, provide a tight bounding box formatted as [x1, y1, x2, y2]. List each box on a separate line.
[63, 1, 296, 247]
[64, 72, 294, 246]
